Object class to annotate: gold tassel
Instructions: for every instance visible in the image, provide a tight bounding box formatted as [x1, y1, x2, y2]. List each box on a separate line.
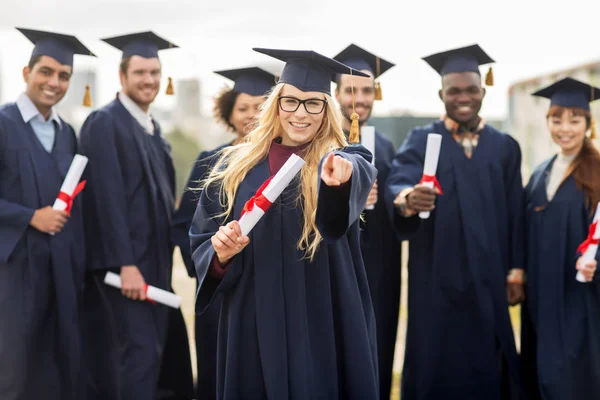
[349, 112, 360, 143]
[82, 84, 92, 107]
[591, 117, 598, 139]
[374, 57, 383, 100]
[374, 81, 382, 100]
[348, 68, 360, 143]
[166, 77, 174, 95]
[485, 66, 494, 86]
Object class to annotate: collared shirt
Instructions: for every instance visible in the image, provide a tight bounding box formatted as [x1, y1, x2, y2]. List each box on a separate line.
[16, 93, 62, 152]
[119, 91, 154, 134]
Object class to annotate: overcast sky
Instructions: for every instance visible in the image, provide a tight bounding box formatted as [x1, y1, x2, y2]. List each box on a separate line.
[1, 0, 599, 119]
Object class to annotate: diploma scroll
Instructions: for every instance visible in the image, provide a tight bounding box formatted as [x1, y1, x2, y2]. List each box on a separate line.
[576, 202, 600, 283]
[361, 126, 376, 210]
[104, 272, 181, 309]
[238, 153, 305, 236]
[52, 154, 88, 212]
[419, 133, 443, 219]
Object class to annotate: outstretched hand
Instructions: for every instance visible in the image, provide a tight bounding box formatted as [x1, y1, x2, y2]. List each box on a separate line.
[321, 153, 353, 187]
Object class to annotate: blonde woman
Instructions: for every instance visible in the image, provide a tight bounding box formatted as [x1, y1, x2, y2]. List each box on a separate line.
[190, 48, 378, 399]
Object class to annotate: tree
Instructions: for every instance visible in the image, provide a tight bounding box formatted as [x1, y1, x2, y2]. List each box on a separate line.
[164, 127, 202, 205]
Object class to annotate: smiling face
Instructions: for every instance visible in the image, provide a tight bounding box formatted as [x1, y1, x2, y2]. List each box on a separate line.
[120, 55, 161, 111]
[547, 105, 589, 156]
[23, 55, 72, 118]
[439, 71, 485, 125]
[229, 93, 265, 136]
[335, 71, 375, 125]
[277, 84, 327, 146]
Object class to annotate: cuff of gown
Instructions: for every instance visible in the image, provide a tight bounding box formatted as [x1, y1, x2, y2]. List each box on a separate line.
[208, 254, 232, 280]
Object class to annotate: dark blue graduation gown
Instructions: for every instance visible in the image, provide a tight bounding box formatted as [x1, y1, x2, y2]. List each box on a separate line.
[172, 141, 231, 400]
[359, 131, 402, 400]
[384, 120, 526, 400]
[0, 103, 85, 400]
[190, 145, 379, 399]
[521, 156, 600, 400]
[79, 98, 193, 400]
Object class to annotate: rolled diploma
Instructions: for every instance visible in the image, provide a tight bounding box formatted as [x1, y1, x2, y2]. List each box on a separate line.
[576, 202, 600, 282]
[238, 153, 305, 236]
[419, 133, 442, 219]
[53, 154, 88, 210]
[361, 126, 376, 210]
[104, 272, 181, 309]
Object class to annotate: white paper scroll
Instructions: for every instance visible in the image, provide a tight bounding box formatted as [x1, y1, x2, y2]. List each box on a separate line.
[52, 154, 88, 211]
[361, 126, 376, 210]
[104, 272, 181, 309]
[576, 202, 600, 283]
[238, 153, 305, 236]
[419, 133, 443, 219]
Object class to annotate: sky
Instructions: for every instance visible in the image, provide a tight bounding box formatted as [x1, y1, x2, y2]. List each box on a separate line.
[1, 0, 599, 119]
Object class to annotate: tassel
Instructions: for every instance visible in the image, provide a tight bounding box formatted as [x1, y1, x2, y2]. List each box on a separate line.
[349, 112, 360, 143]
[374, 81, 382, 100]
[485, 66, 494, 86]
[82, 85, 92, 107]
[591, 117, 598, 139]
[166, 77, 174, 95]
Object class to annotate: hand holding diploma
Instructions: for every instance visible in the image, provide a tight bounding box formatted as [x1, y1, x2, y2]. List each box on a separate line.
[576, 202, 600, 283]
[418, 133, 443, 219]
[211, 221, 250, 265]
[104, 271, 182, 309]
[321, 153, 353, 186]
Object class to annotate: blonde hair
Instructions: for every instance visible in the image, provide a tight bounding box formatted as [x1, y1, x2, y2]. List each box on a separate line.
[203, 83, 348, 260]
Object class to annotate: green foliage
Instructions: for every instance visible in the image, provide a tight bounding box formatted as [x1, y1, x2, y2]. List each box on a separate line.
[164, 127, 201, 203]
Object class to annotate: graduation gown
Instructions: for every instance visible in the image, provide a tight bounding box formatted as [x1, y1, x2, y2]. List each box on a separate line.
[79, 98, 193, 400]
[521, 156, 600, 400]
[172, 141, 230, 400]
[384, 120, 526, 400]
[190, 145, 379, 399]
[0, 103, 85, 400]
[359, 131, 402, 400]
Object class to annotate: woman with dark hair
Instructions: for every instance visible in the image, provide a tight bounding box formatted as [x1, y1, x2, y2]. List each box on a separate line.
[171, 67, 276, 399]
[521, 77, 600, 400]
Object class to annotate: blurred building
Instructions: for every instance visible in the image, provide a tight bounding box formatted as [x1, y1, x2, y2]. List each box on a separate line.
[507, 60, 600, 178]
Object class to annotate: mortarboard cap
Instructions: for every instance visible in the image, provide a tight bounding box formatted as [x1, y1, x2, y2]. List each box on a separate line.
[333, 44, 394, 100]
[253, 47, 369, 143]
[102, 31, 178, 95]
[423, 44, 495, 86]
[214, 67, 277, 97]
[531, 77, 600, 111]
[17, 27, 95, 67]
[252, 48, 369, 96]
[101, 31, 178, 59]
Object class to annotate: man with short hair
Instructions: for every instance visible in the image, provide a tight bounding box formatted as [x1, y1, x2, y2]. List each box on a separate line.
[333, 44, 401, 400]
[79, 31, 192, 400]
[385, 44, 527, 399]
[0, 27, 93, 400]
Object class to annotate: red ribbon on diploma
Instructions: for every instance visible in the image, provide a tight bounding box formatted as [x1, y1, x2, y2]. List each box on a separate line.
[420, 174, 443, 195]
[577, 221, 599, 255]
[57, 180, 87, 215]
[144, 284, 156, 304]
[241, 176, 274, 217]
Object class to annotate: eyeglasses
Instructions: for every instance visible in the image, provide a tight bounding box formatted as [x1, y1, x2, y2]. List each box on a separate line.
[278, 96, 327, 115]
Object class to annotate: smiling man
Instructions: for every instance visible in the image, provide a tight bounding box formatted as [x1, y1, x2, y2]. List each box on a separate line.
[385, 45, 527, 399]
[333, 44, 401, 400]
[78, 31, 192, 400]
[0, 28, 94, 400]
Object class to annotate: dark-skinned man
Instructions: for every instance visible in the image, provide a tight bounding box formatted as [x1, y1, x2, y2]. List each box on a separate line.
[333, 44, 401, 400]
[0, 28, 94, 400]
[385, 44, 527, 400]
